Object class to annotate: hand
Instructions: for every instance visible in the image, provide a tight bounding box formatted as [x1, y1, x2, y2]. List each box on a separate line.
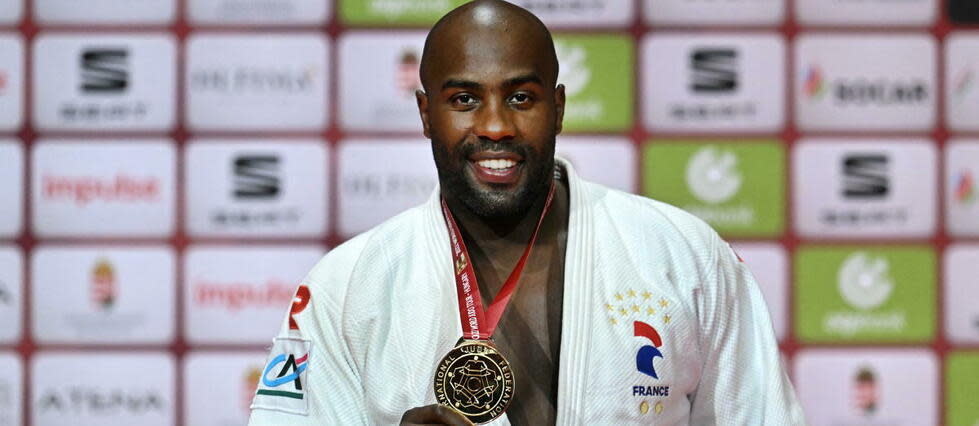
[400, 404, 474, 426]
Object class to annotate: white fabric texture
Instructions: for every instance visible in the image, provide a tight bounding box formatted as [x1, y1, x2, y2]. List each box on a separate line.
[248, 159, 806, 425]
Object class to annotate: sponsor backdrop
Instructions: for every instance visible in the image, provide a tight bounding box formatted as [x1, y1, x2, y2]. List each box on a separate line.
[0, 0, 977, 425]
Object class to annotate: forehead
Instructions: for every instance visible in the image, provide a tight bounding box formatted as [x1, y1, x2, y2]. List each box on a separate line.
[425, 25, 554, 87]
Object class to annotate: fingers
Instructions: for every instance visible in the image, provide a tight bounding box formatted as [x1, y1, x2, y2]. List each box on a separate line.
[400, 404, 474, 426]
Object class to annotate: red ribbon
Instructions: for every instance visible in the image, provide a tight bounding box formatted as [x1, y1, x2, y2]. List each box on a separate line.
[440, 183, 556, 340]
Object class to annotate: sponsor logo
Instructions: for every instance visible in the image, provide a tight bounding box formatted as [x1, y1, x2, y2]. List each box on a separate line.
[193, 279, 294, 312]
[796, 247, 936, 343]
[210, 154, 299, 227]
[252, 337, 311, 414]
[80, 48, 128, 94]
[233, 155, 279, 199]
[288, 285, 310, 331]
[342, 172, 435, 199]
[690, 48, 737, 93]
[671, 47, 757, 122]
[842, 154, 888, 199]
[189, 66, 317, 95]
[686, 146, 741, 204]
[395, 49, 421, 98]
[91, 259, 116, 310]
[41, 174, 160, 206]
[59, 46, 147, 123]
[853, 366, 878, 416]
[804, 64, 929, 106]
[824, 252, 903, 336]
[954, 170, 976, 205]
[820, 153, 909, 227]
[37, 387, 165, 415]
[644, 142, 783, 236]
[837, 252, 893, 311]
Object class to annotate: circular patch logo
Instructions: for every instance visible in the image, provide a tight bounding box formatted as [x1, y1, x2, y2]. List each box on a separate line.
[838, 252, 894, 310]
[685, 147, 742, 204]
[433, 340, 513, 424]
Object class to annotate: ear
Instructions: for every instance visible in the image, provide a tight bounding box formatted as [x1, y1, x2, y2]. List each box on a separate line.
[415, 89, 431, 139]
[554, 84, 566, 135]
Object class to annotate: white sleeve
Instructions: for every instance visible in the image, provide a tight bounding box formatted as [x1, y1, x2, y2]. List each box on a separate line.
[248, 243, 371, 425]
[689, 232, 806, 425]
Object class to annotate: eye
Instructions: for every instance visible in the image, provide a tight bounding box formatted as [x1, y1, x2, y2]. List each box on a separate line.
[508, 92, 533, 106]
[451, 94, 478, 108]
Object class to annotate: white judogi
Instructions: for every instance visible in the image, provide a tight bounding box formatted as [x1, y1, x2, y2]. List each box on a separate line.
[248, 160, 806, 425]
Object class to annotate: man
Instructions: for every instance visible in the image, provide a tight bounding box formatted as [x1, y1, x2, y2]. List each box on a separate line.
[248, 1, 805, 425]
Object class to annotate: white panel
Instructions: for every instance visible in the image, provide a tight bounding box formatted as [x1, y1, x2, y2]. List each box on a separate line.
[946, 33, 979, 132]
[185, 139, 329, 238]
[945, 245, 979, 344]
[32, 352, 175, 426]
[794, 139, 936, 239]
[338, 31, 427, 132]
[0, 141, 23, 237]
[31, 246, 175, 344]
[731, 243, 787, 341]
[555, 136, 636, 193]
[796, 0, 936, 26]
[32, 140, 176, 238]
[795, 34, 937, 131]
[189, 0, 330, 25]
[641, 33, 785, 132]
[337, 139, 438, 237]
[644, 0, 784, 26]
[0, 247, 22, 343]
[794, 349, 938, 426]
[35, 0, 175, 24]
[184, 351, 267, 426]
[183, 245, 325, 344]
[186, 34, 329, 131]
[32, 34, 176, 132]
[0, 353, 22, 426]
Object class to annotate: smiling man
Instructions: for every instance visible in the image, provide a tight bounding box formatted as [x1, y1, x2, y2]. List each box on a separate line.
[247, 1, 804, 425]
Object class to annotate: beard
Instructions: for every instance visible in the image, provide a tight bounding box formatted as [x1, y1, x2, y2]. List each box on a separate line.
[432, 137, 555, 220]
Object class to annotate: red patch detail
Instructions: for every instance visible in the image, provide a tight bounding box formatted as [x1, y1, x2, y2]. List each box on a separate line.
[289, 285, 311, 330]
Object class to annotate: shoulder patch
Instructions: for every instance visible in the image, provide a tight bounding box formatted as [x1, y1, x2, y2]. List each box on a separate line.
[251, 337, 312, 415]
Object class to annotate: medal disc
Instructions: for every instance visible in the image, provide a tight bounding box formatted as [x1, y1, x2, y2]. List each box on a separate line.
[433, 340, 514, 424]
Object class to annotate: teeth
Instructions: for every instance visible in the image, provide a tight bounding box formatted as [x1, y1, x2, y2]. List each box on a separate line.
[477, 159, 517, 170]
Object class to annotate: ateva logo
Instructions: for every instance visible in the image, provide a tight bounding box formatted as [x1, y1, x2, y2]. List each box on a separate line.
[643, 141, 784, 237]
[553, 34, 633, 132]
[795, 246, 935, 343]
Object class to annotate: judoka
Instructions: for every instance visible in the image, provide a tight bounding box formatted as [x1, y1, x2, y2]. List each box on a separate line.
[248, 1, 806, 425]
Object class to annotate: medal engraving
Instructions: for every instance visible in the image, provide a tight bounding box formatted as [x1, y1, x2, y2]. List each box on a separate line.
[434, 340, 514, 424]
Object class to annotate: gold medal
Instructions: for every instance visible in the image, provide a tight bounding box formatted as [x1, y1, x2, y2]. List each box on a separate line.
[433, 340, 514, 424]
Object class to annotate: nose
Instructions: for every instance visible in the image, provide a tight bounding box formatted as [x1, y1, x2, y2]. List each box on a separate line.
[473, 99, 516, 142]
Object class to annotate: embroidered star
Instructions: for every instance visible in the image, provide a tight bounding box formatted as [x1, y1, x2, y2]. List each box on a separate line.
[646, 307, 656, 316]
[615, 293, 624, 301]
[631, 304, 640, 313]
[627, 289, 636, 298]
[642, 291, 652, 300]
[605, 303, 614, 312]
[609, 317, 618, 325]
[619, 307, 628, 316]
[663, 314, 672, 324]
[659, 298, 669, 308]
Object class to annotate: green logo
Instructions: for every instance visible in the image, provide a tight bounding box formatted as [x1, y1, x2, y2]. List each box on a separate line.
[339, 0, 466, 26]
[553, 34, 633, 133]
[641, 141, 784, 237]
[795, 246, 936, 343]
[947, 352, 979, 426]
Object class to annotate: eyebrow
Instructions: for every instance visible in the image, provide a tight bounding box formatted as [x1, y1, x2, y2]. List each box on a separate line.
[440, 73, 545, 91]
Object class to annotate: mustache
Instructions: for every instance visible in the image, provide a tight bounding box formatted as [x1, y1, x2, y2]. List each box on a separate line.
[460, 140, 530, 158]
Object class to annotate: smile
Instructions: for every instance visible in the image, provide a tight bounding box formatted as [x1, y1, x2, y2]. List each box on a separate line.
[468, 152, 523, 185]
